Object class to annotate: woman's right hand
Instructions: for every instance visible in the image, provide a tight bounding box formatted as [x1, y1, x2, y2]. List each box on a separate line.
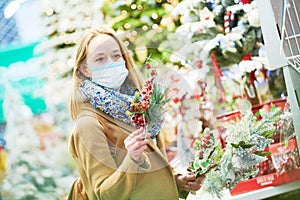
[124, 127, 149, 164]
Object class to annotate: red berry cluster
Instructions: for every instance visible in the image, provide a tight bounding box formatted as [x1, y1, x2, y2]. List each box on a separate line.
[131, 113, 147, 127]
[188, 129, 222, 177]
[256, 158, 275, 176]
[198, 131, 214, 159]
[280, 157, 296, 172]
[130, 62, 157, 128]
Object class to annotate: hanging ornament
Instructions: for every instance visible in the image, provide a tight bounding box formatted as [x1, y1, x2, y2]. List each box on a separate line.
[199, 7, 214, 21]
[224, 11, 231, 34]
[261, 66, 268, 80]
[211, 51, 226, 102]
[248, 70, 257, 86]
[242, 53, 252, 61]
[240, 0, 251, 4]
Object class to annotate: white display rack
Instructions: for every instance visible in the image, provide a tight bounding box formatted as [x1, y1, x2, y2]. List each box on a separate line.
[251, 0, 300, 199]
[231, 180, 300, 200]
[280, 0, 300, 74]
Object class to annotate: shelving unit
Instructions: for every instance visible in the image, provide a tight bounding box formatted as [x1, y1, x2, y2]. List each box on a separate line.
[234, 0, 300, 199]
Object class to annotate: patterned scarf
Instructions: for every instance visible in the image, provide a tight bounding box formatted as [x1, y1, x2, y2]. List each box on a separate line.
[80, 78, 162, 138]
[79, 78, 136, 126]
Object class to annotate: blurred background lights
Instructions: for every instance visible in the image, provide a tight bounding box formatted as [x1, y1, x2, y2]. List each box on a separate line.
[45, 8, 54, 16]
[130, 4, 136, 10]
[4, 0, 20, 19]
[151, 13, 158, 19]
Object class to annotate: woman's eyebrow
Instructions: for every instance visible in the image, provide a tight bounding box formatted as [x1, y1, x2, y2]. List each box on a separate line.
[92, 49, 120, 55]
[112, 49, 121, 53]
[89, 48, 122, 60]
[91, 52, 105, 60]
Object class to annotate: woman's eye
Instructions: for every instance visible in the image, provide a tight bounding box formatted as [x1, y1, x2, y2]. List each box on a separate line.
[113, 54, 121, 60]
[96, 57, 106, 62]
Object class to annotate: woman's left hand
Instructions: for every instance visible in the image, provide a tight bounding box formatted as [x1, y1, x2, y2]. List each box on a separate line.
[177, 172, 204, 192]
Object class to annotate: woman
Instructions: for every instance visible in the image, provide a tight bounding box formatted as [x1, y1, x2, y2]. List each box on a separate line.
[67, 26, 203, 200]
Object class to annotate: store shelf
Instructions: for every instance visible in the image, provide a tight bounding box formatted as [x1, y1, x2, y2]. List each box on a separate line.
[231, 180, 300, 200]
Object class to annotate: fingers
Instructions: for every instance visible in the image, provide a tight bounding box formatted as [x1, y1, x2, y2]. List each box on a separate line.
[186, 180, 201, 191]
[131, 127, 144, 136]
[125, 128, 148, 148]
[184, 172, 196, 182]
[131, 127, 151, 138]
[124, 127, 149, 162]
[130, 144, 147, 161]
[178, 173, 196, 184]
[125, 136, 148, 153]
[195, 175, 205, 184]
[182, 180, 201, 192]
[178, 173, 203, 192]
[130, 139, 149, 152]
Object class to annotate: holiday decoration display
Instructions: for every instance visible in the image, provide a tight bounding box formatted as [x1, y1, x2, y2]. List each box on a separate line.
[127, 61, 169, 138]
[230, 168, 300, 196]
[188, 100, 282, 198]
[0, 83, 76, 199]
[270, 138, 300, 174]
[255, 158, 275, 176]
[216, 97, 290, 178]
[0, 0, 296, 199]
[270, 102, 299, 174]
[158, 65, 215, 168]
[277, 103, 296, 143]
[168, 0, 287, 113]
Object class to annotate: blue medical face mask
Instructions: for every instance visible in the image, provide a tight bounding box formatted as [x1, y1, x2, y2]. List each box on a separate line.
[91, 61, 128, 90]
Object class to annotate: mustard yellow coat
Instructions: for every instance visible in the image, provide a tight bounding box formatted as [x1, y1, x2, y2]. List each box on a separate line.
[68, 103, 188, 200]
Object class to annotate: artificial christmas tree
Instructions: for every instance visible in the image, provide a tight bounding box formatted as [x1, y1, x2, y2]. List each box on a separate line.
[101, 0, 181, 65]
[0, 83, 74, 199]
[36, 0, 102, 78]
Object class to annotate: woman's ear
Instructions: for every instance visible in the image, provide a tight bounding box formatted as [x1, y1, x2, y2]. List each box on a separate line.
[78, 64, 90, 77]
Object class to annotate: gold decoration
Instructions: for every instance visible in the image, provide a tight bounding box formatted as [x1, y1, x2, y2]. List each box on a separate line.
[137, 5, 143, 10]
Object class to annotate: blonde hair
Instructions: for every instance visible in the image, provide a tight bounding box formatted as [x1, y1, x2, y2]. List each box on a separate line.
[69, 26, 143, 121]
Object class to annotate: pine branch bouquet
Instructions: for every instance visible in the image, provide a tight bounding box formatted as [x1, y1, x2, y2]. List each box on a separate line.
[189, 100, 282, 198]
[127, 62, 169, 138]
[189, 128, 223, 178]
